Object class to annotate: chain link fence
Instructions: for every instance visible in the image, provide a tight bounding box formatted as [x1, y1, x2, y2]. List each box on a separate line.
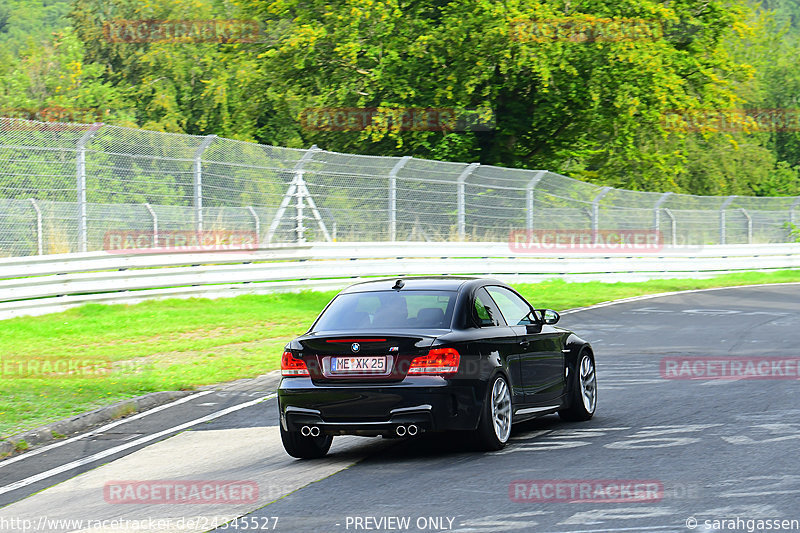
[1, 117, 800, 257]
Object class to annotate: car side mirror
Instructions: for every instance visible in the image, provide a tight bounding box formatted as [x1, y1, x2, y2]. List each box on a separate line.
[540, 309, 560, 325]
[525, 323, 542, 334]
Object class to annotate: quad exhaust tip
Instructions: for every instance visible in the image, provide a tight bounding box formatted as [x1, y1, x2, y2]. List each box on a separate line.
[395, 424, 419, 437]
[301, 425, 321, 437]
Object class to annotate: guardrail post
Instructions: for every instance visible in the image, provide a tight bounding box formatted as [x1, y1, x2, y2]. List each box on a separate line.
[247, 206, 260, 243]
[739, 208, 752, 244]
[388, 156, 411, 241]
[144, 203, 158, 247]
[29, 198, 43, 255]
[591, 187, 611, 244]
[653, 192, 673, 231]
[456, 163, 480, 240]
[76, 123, 103, 253]
[719, 196, 736, 244]
[526, 170, 546, 231]
[193, 135, 217, 233]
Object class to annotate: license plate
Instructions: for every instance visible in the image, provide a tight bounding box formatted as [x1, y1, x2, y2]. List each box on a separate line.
[331, 356, 387, 373]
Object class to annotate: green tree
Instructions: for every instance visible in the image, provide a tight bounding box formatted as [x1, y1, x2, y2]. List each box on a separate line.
[0, 5, 11, 34]
[6, 0, 796, 199]
[712, 1, 800, 195]
[70, 0, 268, 140]
[237, 0, 756, 194]
[0, 29, 129, 120]
[0, 0, 72, 55]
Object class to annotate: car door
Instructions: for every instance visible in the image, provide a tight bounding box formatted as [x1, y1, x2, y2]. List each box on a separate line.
[470, 287, 525, 406]
[485, 286, 564, 404]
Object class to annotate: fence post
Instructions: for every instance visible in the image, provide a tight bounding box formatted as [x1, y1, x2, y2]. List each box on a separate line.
[740, 208, 752, 244]
[144, 203, 158, 247]
[193, 135, 217, 233]
[663, 207, 677, 245]
[29, 198, 43, 255]
[653, 192, 673, 232]
[387, 156, 411, 241]
[247, 206, 260, 244]
[526, 170, 546, 231]
[719, 196, 736, 244]
[591, 187, 611, 244]
[76, 123, 103, 253]
[296, 171, 306, 243]
[455, 163, 480, 240]
[791, 196, 800, 227]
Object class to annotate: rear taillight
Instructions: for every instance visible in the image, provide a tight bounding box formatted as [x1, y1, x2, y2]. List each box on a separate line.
[408, 348, 460, 376]
[281, 351, 309, 377]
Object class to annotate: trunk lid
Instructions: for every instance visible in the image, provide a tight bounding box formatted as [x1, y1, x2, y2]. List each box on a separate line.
[298, 332, 439, 382]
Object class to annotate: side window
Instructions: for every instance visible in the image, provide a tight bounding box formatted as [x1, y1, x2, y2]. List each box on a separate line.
[486, 286, 535, 326]
[473, 288, 502, 327]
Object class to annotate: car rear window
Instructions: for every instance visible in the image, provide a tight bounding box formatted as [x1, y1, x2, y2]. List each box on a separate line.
[312, 290, 457, 331]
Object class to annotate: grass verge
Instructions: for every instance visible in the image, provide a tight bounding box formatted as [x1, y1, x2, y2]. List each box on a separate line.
[2, 269, 799, 437]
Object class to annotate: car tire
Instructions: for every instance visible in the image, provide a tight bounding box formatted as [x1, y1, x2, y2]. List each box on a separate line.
[558, 351, 597, 422]
[280, 425, 333, 459]
[473, 374, 513, 451]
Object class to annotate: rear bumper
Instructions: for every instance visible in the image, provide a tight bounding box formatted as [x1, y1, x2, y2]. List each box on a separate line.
[278, 376, 483, 435]
[283, 405, 436, 435]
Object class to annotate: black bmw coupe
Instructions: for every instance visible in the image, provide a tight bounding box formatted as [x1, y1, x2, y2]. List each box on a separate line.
[278, 277, 596, 458]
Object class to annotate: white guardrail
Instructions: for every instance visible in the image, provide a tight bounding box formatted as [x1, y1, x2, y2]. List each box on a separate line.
[1, 242, 800, 320]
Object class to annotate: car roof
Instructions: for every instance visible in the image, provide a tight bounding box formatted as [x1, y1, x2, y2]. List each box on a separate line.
[339, 276, 504, 293]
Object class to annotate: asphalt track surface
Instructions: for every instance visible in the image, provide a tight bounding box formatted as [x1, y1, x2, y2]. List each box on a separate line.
[1, 284, 799, 533]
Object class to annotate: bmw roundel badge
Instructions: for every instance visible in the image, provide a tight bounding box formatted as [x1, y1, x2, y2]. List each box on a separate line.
[351, 343, 360, 353]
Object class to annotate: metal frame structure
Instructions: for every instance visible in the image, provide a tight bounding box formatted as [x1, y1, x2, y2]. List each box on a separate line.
[2, 118, 800, 257]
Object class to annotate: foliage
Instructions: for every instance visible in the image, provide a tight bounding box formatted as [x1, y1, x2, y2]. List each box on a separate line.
[0, 0, 72, 55]
[70, 0, 267, 140]
[0, 28, 130, 120]
[239, 1, 755, 186]
[786, 222, 800, 242]
[0, 0, 799, 197]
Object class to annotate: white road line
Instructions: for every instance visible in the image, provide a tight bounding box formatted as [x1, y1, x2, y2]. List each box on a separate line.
[0, 390, 215, 469]
[0, 393, 276, 496]
[701, 377, 748, 385]
[560, 281, 800, 315]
